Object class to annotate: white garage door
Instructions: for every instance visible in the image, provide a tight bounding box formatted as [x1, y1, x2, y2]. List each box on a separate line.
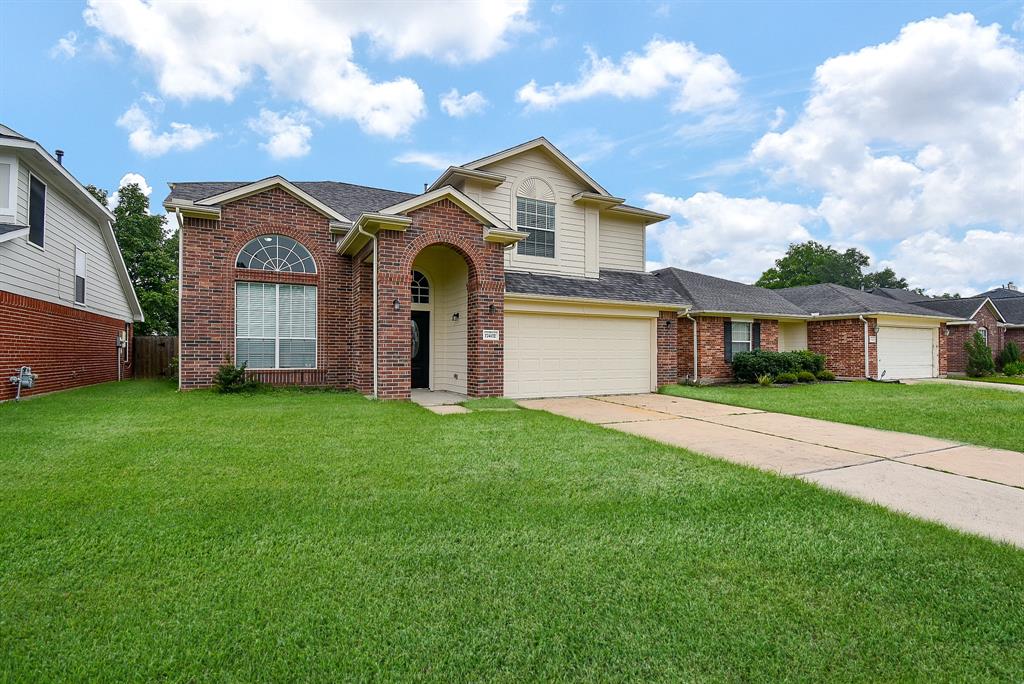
[504, 313, 654, 398]
[877, 326, 937, 380]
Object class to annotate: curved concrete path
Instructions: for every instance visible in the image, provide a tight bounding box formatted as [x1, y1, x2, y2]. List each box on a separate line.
[519, 394, 1024, 548]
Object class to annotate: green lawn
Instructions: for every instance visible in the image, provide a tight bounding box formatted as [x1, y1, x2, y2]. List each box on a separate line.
[1, 381, 1022, 681]
[954, 375, 1024, 386]
[662, 381, 1023, 452]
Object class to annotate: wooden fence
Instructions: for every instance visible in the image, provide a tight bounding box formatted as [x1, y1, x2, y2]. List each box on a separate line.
[134, 336, 178, 378]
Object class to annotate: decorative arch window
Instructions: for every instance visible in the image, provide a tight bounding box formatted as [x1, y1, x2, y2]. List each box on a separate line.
[411, 270, 430, 304]
[979, 326, 988, 345]
[236, 234, 316, 273]
[516, 177, 556, 258]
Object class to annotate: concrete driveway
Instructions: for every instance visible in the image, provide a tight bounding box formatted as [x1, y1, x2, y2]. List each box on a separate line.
[519, 394, 1024, 547]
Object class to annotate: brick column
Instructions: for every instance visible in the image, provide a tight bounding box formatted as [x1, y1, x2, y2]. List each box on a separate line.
[467, 277, 504, 397]
[657, 311, 678, 387]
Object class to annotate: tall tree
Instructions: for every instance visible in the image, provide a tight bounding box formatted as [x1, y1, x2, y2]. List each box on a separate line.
[102, 183, 178, 335]
[756, 241, 908, 290]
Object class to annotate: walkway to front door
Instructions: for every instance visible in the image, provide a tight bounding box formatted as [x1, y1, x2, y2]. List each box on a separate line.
[519, 393, 1024, 547]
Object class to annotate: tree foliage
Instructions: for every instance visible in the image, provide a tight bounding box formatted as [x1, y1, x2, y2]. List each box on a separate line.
[89, 183, 179, 336]
[964, 331, 995, 377]
[756, 241, 909, 290]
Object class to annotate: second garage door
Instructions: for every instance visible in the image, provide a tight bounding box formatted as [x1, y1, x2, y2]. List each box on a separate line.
[504, 313, 654, 398]
[877, 326, 937, 380]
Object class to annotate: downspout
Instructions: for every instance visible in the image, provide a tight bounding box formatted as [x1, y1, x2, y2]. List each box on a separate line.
[683, 312, 698, 383]
[858, 315, 870, 379]
[175, 208, 184, 391]
[356, 225, 378, 398]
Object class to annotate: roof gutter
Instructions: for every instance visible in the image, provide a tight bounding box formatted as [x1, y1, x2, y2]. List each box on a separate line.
[684, 312, 698, 384]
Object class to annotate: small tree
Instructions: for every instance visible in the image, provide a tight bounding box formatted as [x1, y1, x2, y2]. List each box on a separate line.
[997, 341, 1020, 370]
[964, 331, 994, 377]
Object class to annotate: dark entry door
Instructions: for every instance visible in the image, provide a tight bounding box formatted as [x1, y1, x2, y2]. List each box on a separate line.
[411, 310, 430, 389]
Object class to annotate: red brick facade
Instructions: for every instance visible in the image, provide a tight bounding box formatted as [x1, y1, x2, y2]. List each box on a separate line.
[944, 303, 1004, 374]
[675, 315, 780, 383]
[1, 290, 132, 401]
[807, 318, 877, 378]
[656, 311, 678, 387]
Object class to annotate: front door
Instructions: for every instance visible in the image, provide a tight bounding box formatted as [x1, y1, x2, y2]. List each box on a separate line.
[411, 310, 430, 389]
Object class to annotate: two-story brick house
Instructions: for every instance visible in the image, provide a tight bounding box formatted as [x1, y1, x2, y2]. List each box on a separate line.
[166, 138, 683, 399]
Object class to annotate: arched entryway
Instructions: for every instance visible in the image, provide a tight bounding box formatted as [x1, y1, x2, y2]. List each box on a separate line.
[409, 245, 469, 393]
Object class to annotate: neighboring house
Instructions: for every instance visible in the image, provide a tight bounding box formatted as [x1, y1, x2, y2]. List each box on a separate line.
[0, 124, 144, 400]
[651, 268, 808, 382]
[655, 270, 954, 381]
[166, 137, 680, 399]
[871, 283, 1024, 372]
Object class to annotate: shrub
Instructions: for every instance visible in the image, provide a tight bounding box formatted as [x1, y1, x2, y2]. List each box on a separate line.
[731, 349, 828, 382]
[964, 332, 995, 377]
[796, 370, 817, 383]
[1003, 361, 1024, 377]
[213, 358, 260, 393]
[756, 373, 774, 386]
[776, 372, 797, 384]
[816, 369, 836, 381]
[997, 341, 1021, 370]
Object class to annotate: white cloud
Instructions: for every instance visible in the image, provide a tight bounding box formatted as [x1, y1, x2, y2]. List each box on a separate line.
[769, 106, 785, 131]
[883, 229, 1024, 295]
[108, 172, 153, 212]
[644, 191, 816, 283]
[439, 89, 489, 118]
[516, 39, 740, 112]
[116, 103, 216, 157]
[752, 13, 1024, 240]
[394, 151, 455, 171]
[84, 0, 529, 138]
[50, 31, 78, 59]
[247, 109, 313, 159]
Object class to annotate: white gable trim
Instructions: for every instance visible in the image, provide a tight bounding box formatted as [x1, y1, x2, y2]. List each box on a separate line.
[196, 176, 350, 223]
[970, 297, 1006, 323]
[0, 226, 29, 243]
[461, 137, 611, 196]
[379, 185, 512, 231]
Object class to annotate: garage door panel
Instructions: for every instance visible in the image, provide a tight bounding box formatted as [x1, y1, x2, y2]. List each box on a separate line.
[877, 326, 937, 380]
[505, 313, 653, 398]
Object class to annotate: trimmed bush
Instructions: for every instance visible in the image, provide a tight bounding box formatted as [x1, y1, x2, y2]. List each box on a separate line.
[731, 350, 828, 382]
[213, 359, 261, 393]
[816, 369, 836, 381]
[964, 332, 995, 377]
[796, 370, 817, 383]
[776, 372, 797, 384]
[1003, 361, 1024, 377]
[997, 341, 1020, 370]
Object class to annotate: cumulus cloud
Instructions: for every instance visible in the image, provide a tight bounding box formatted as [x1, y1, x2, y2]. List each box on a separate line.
[394, 151, 455, 171]
[439, 89, 489, 118]
[50, 31, 78, 59]
[517, 39, 739, 112]
[116, 103, 216, 157]
[84, 0, 529, 137]
[752, 13, 1024, 240]
[248, 109, 313, 159]
[883, 230, 1024, 296]
[108, 172, 153, 211]
[644, 191, 816, 283]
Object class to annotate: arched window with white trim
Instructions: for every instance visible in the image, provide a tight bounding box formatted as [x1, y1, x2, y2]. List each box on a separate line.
[236, 234, 317, 273]
[515, 177, 556, 258]
[411, 270, 430, 304]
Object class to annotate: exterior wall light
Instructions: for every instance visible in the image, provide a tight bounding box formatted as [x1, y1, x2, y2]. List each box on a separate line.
[489, 303, 496, 314]
[393, 298, 400, 311]
[452, 312, 460, 321]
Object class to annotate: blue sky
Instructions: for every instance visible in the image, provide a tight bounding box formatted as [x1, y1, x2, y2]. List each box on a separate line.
[3, 0, 1021, 294]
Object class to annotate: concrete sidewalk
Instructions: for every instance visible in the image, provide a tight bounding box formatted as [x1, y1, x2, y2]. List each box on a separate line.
[519, 394, 1024, 547]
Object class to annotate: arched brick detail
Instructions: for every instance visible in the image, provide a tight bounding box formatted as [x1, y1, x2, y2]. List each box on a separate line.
[374, 198, 505, 399]
[228, 225, 322, 274]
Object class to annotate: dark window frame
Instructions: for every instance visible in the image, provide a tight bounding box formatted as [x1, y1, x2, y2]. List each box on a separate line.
[28, 174, 46, 249]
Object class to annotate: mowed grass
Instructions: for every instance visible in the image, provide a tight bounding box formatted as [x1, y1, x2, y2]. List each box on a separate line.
[956, 375, 1024, 386]
[662, 381, 1024, 452]
[1, 381, 1022, 681]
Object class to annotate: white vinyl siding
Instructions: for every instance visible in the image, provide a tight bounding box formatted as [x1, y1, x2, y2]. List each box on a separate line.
[504, 313, 654, 398]
[0, 159, 133, 320]
[412, 245, 468, 394]
[466, 148, 589, 277]
[598, 214, 645, 272]
[876, 326, 938, 380]
[235, 282, 316, 369]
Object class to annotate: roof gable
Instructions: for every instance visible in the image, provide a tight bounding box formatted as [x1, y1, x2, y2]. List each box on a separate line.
[654, 267, 807, 317]
[379, 185, 511, 231]
[461, 137, 610, 196]
[194, 176, 351, 222]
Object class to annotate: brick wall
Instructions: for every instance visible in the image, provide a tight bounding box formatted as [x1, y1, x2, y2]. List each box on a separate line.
[656, 311, 678, 387]
[1004, 328, 1024, 354]
[1, 290, 132, 401]
[179, 187, 348, 390]
[373, 199, 505, 399]
[677, 316, 695, 381]
[944, 305, 1003, 374]
[807, 318, 875, 378]
[675, 316, 782, 383]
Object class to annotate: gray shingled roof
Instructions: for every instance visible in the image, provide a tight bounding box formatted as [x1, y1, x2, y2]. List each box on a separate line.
[505, 270, 687, 306]
[911, 296, 995, 320]
[994, 297, 1024, 325]
[866, 287, 933, 304]
[653, 267, 807, 316]
[165, 180, 417, 220]
[0, 223, 28, 236]
[975, 286, 1024, 300]
[776, 283, 951, 317]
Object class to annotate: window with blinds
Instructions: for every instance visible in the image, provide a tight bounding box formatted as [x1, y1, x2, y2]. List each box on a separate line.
[235, 282, 316, 369]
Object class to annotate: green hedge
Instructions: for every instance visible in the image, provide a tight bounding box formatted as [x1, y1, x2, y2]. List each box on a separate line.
[732, 349, 827, 382]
